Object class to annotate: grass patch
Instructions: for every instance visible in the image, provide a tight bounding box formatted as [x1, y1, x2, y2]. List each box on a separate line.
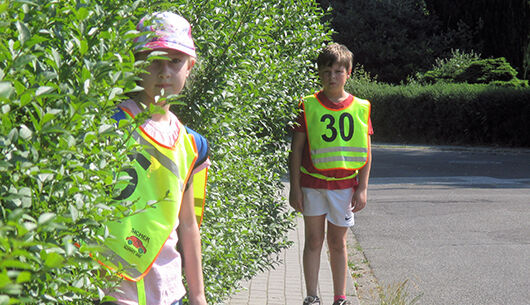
[378, 280, 422, 305]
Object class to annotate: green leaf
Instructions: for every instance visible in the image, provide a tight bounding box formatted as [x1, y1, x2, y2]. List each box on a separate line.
[15, 21, 30, 46]
[0, 1, 8, 13]
[79, 39, 88, 55]
[69, 204, 79, 222]
[16, 272, 31, 284]
[0, 82, 14, 99]
[108, 87, 123, 100]
[35, 86, 55, 96]
[38, 213, 56, 225]
[84, 79, 91, 94]
[0, 295, 9, 305]
[0, 273, 10, 289]
[41, 111, 57, 125]
[77, 6, 89, 20]
[20, 91, 33, 107]
[44, 252, 64, 268]
[19, 124, 32, 140]
[51, 48, 61, 69]
[0, 260, 33, 270]
[98, 124, 113, 135]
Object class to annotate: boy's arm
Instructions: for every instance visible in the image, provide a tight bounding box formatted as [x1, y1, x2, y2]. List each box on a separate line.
[288, 131, 306, 213]
[352, 135, 372, 213]
[178, 182, 207, 305]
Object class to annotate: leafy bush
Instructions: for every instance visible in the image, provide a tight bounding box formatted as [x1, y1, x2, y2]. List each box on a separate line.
[456, 58, 528, 87]
[413, 49, 481, 84]
[414, 51, 528, 87]
[167, 0, 332, 301]
[1, 0, 332, 303]
[0, 0, 145, 303]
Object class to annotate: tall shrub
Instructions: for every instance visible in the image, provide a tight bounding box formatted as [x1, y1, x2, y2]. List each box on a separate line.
[165, 0, 332, 301]
[414, 51, 529, 87]
[456, 58, 527, 87]
[1, 0, 332, 303]
[0, 0, 145, 303]
[413, 49, 482, 84]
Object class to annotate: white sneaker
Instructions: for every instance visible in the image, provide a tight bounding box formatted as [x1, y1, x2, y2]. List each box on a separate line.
[303, 295, 321, 305]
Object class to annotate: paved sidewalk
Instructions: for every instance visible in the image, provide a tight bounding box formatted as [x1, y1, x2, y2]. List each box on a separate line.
[224, 215, 360, 305]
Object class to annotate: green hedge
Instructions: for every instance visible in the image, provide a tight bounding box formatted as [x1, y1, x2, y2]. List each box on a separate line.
[1, 0, 332, 304]
[1, 1, 141, 303]
[346, 81, 530, 147]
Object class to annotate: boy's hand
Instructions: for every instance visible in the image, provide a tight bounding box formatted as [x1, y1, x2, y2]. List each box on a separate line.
[289, 187, 304, 213]
[351, 186, 367, 213]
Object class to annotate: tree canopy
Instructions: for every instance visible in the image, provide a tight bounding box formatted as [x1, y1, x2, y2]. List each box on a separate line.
[319, 0, 529, 83]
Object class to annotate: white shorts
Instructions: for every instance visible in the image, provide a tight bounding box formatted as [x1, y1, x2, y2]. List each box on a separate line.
[301, 187, 355, 227]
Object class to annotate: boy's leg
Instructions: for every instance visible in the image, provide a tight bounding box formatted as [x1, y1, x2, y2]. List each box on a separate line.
[303, 215, 326, 297]
[327, 221, 349, 296]
[324, 187, 355, 297]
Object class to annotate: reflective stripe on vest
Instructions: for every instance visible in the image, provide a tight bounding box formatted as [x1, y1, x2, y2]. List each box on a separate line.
[303, 94, 370, 172]
[100, 106, 198, 282]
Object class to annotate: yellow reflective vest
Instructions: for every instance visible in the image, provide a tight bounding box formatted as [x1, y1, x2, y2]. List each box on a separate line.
[75, 105, 208, 305]
[302, 94, 371, 174]
[99, 106, 199, 282]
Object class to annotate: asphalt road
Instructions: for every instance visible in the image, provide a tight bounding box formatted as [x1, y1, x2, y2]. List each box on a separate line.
[352, 144, 530, 305]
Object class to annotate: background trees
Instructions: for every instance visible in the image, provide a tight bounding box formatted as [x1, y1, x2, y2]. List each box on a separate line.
[424, 0, 530, 80]
[319, 0, 530, 83]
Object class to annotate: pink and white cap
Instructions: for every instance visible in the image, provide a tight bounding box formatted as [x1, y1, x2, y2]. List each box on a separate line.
[134, 11, 196, 58]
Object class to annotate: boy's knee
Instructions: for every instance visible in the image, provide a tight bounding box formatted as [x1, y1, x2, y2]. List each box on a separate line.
[327, 236, 347, 252]
[305, 236, 324, 251]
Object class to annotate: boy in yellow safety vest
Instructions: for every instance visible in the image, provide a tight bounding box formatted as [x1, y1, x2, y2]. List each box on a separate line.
[289, 43, 373, 305]
[95, 12, 209, 305]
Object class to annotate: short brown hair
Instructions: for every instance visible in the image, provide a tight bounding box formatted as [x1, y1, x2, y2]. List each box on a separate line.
[317, 43, 353, 72]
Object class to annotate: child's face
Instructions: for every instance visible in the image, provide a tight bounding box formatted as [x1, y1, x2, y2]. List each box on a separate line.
[137, 48, 195, 105]
[318, 62, 350, 93]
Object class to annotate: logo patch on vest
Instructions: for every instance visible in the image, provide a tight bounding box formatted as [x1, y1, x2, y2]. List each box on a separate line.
[124, 228, 150, 257]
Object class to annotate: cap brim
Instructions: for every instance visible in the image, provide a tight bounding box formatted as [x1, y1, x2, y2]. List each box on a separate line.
[140, 41, 196, 58]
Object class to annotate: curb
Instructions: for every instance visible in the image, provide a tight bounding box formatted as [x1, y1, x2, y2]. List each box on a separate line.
[347, 227, 381, 305]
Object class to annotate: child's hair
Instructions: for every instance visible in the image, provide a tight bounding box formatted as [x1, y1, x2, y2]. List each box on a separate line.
[317, 43, 353, 72]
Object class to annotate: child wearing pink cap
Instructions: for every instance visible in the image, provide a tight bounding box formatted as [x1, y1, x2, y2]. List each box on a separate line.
[96, 12, 208, 305]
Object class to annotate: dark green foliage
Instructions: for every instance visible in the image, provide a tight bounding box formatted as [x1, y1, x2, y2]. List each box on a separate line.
[320, 0, 529, 82]
[1, 0, 332, 304]
[346, 81, 530, 147]
[319, 0, 475, 83]
[456, 58, 527, 87]
[416, 52, 529, 87]
[414, 49, 481, 84]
